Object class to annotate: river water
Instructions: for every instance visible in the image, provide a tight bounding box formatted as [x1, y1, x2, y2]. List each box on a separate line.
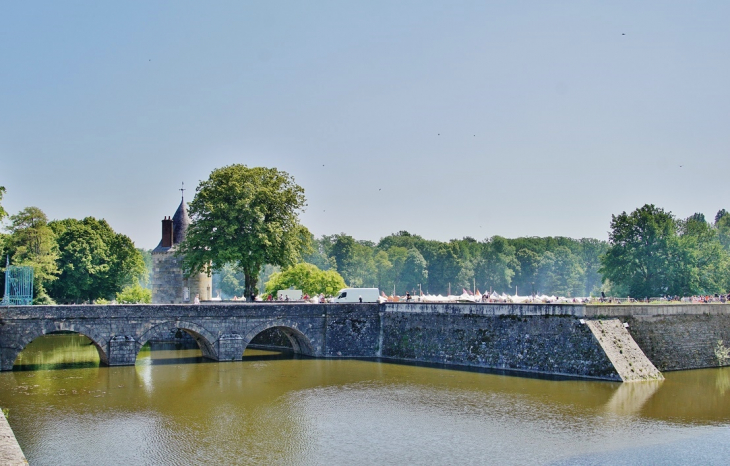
[1, 334, 729, 465]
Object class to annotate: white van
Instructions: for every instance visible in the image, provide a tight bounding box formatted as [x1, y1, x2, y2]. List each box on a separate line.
[332, 288, 381, 303]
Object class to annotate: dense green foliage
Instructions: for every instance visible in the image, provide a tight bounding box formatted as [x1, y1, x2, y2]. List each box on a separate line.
[116, 283, 152, 304]
[265, 263, 346, 297]
[48, 218, 146, 303]
[4, 207, 59, 303]
[179, 164, 310, 299]
[302, 231, 608, 296]
[600, 205, 730, 298]
[1, 206, 146, 303]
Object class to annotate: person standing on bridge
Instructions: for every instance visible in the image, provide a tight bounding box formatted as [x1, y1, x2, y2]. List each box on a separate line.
[193, 293, 200, 305]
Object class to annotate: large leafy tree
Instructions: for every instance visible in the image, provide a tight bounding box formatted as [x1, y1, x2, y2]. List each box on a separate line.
[179, 164, 310, 299]
[48, 217, 146, 302]
[473, 236, 518, 293]
[536, 246, 585, 297]
[5, 207, 59, 303]
[401, 248, 428, 294]
[675, 215, 730, 294]
[513, 248, 540, 295]
[600, 204, 680, 298]
[716, 212, 730, 251]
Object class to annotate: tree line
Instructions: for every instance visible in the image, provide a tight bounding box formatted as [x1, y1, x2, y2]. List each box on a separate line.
[295, 232, 605, 297]
[173, 166, 730, 300]
[4, 169, 730, 304]
[0, 193, 148, 304]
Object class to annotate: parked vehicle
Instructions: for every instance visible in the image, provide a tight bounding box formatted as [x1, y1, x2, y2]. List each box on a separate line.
[331, 288, 381, 303]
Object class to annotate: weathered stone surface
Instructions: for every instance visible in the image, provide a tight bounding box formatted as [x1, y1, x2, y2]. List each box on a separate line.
[0, 410, 27, 465]
[381, 311, 619, 380]
[623, 314, 730, 371]
[584, 305, 730, 371]
[585, 319, 663, 382]
[1, 302, 728, 380]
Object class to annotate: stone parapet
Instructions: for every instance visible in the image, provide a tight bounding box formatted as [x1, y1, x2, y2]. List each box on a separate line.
[585, 304, 730, 317]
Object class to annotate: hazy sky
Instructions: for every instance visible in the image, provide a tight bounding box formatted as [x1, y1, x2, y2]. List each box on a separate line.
[2, 1, 729, 249]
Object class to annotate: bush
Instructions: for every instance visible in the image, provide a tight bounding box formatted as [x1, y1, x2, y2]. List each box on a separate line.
[116, 283, 152, 304]
[265, 263, 346, 297]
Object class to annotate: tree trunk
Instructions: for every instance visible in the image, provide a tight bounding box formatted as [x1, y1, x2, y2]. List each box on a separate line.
[244, 270, 258, 301]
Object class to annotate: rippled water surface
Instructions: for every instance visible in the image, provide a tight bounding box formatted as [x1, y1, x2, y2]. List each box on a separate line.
[1, 334, 730, 465]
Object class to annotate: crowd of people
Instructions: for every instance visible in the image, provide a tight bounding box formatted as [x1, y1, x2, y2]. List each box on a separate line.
[216, 290, 730, 305]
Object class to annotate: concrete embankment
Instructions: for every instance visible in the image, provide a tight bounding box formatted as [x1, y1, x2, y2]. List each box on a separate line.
[0, 410, 27, 465]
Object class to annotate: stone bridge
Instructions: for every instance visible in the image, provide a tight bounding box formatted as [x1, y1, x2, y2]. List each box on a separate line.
[0, 303, 380, 371]
[1, 302, 729, 381]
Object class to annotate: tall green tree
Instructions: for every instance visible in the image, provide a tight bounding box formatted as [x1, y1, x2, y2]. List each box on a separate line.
[716, 212, 730, 251]
[600, 204, 680, 298]
[373, 250, 392, 291]
[473, 236, 518, 293]
[179, 164, 310, 299]
[401, 248, 428, 294]
[5, 207, 59, 303]
[675, 215, 730, 294]
[536, 246, 585, 296]
[513, 248, 540, 295]
[48, 217, 146, 302]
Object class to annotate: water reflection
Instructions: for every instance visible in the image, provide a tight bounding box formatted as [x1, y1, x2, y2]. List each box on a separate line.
[2, 334, 730, 465]
[604, 380, 663, 417]
[13, 333, 101, 371]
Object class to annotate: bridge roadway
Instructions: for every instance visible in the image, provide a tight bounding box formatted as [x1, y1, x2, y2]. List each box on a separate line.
[1, 302, 729, 380]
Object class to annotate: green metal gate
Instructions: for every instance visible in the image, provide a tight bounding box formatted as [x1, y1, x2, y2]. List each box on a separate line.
[2, 260, 34, 305]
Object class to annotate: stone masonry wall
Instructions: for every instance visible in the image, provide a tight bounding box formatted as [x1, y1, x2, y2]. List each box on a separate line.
[623, 314, 730, 371]
[584, 305, 730, 371]
[380, 310, 619, 380]
[151, 252, 185, 304]
[2, 302, 729, 380]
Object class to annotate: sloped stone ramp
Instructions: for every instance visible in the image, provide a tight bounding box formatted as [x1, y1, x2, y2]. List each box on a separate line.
[586, 319, 664, 382]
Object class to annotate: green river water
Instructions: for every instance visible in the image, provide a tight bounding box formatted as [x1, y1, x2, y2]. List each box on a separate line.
[1, 334, 729, 465]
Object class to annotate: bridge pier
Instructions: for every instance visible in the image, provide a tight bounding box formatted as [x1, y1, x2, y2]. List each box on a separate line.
[217, 334, 244, 361]
[108, 336, 139, 366]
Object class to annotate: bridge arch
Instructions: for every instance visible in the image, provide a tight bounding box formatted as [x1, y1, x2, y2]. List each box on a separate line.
[243, 320, 316, 357]
[137, 321, 218, 360]
[6, 321, 109, 369]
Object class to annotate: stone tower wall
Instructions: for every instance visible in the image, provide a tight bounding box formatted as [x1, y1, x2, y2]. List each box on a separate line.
[152, 251, 184, 304]
[152, 251, 212, 304]
[187, 270, 213, 302]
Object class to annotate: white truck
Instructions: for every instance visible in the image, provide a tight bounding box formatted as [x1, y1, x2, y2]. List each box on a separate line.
[331, 288, 382, 303]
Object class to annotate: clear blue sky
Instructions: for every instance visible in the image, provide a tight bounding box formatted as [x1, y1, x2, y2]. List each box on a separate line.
[2, 1, 729, 249]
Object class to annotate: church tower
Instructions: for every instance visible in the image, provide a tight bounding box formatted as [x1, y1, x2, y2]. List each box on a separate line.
[151, 188, 212, 303]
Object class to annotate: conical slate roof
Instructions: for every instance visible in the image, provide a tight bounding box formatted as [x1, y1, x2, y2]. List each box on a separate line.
[172, 197, 190, 246]
[152, 196, 191, 254]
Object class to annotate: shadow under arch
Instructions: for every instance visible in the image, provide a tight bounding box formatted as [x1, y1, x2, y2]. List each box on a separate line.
[137, 321, 218, 361]
[9, 322, 109, 370]
[243, 320, 316, 357]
